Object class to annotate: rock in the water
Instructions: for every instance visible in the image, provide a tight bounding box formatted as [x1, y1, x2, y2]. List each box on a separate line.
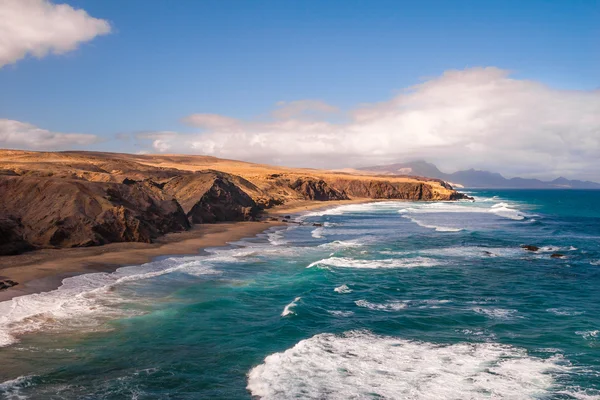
[312, 223, 323, 227]
[521, 245, 540, 252]
[551, 253, 565, 259]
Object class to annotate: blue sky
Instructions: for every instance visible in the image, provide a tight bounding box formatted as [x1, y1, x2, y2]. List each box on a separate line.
[0, 0, 599, 179]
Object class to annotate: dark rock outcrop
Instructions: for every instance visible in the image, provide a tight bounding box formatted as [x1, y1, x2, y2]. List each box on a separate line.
[289, 178, 349, 201]
[163, 172, 259, 224]
[325, 179, 469, 201]
[0, 175, 190, 253]
[0, 279, 18, 290]
[0, 217, 34, 255]
[521, 245, 540, 252]
[551, 253, 565, 259]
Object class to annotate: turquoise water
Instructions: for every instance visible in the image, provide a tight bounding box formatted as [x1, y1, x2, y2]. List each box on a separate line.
[1, 190, 599, 399]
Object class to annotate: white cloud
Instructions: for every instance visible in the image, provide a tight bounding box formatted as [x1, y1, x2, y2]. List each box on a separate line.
[272, 100, 339, 120]
[0, 119, 100, 149]
[140, 67, 600, 180]
[135, 131, 180, 153]
[182, 114, 241, 131]
[0, 0, 111, 68]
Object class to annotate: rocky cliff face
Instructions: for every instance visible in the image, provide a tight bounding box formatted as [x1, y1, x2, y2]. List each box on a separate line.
[0, 175, 190, 252]
[289, 178, 349, 201]
[327, 179, 466, 201]
[0, 151, 470, 255]
[164, 172, 259, 224]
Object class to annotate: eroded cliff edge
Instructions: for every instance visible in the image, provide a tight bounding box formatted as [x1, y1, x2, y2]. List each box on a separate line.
[0, 150, 471, 255]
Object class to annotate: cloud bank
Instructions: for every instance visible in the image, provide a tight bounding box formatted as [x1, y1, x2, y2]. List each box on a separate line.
[0, 119, 100, 149]
[140, 67, 600, 180]
[0, 0, 111, 68]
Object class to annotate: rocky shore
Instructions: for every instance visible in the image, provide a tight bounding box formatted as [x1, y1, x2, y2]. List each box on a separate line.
[0, 150, 470, 259]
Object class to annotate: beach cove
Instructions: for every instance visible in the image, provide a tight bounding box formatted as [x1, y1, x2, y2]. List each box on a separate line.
[1, 190, 599, 398]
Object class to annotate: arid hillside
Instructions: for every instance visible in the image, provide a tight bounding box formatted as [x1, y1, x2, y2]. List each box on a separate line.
[0, 150, 468, 255]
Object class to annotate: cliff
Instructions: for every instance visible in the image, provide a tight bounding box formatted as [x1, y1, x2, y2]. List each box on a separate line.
[0, 150, 469, 255]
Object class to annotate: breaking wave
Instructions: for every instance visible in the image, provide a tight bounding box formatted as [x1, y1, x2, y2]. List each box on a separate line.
[333, 284, 352, 294]
[281, 297, 301, 317]
[306, 256, 440, 269]
[0, 256, 222, 347]
[247, 331, 575, 400]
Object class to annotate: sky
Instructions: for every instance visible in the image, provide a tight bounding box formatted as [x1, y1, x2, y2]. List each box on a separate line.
[0, 0, 599, 180]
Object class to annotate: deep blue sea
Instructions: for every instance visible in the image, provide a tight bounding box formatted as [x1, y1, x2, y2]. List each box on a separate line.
[1, 190, 599, 399]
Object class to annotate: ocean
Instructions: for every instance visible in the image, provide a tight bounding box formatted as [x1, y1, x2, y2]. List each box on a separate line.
[1, 189, 599, 399]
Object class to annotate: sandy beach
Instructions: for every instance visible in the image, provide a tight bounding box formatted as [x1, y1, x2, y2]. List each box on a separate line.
[0, 198, 380, 302]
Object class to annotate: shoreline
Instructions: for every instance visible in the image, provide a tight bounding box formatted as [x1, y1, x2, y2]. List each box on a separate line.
[0, 198, 379, 302]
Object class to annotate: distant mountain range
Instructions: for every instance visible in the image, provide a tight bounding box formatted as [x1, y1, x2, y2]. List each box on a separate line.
[359, 161, 600, 189]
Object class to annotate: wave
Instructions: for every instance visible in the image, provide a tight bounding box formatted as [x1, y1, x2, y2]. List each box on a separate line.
[489, 202, 526, 220]
[355, 299, 407, 311]
[576, 330, 599, 341]
[281, 297, 301, 317]
[472, 307, 520, 320]
[327, 310, 354, 317]
[0, 375, 33, 399]
[547, 308, 585, 316]
[0, 256, 221, 347]
[247, 330, 575, 400]
[401, 215, 463, 232]
[398, 200, 529, 228]
[379, 246, 523, 259]
[267, 230, 288, 246]
[306, 256, 440, 269]
[355, 298, 451, 312]
[311, 227, 325, 239]
[333, 284, 352, 294]
[318, 239, 365, 249]
[301, 202, 405, 218]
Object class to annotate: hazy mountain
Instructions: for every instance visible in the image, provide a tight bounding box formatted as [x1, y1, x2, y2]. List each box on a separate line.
[359, 161, 600, 189]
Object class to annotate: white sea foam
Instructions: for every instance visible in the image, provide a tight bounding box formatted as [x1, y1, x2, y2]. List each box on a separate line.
[489, 202, 526, 220]
[355, 298, 450, 311]
[0, 257, 220, 347]
[0, 375, 33, 399]
[355, 299, 407, 311]
[247, 331, 573, 400]
[457, 328, 496, 340]
[576, 330, 599, 341]
[311, 227, 325, 239]
[472, 307, 520, 320]
[301, 201, 405, 218]
[380, 246, 522, 258]
[267, 230, 288, 246]
[327, 310, 354, 317]
[547, 308, 585, 316]
[398, 200, 529, 231]
[281, 297, 301, 317]
[318, 239, 365, 249]
[401, 215, 463, 232]
[557, 389, 600, 400]
[307, 256, 440, 269]
[333, 284, 352, 294]
[590, 260, 600, 266]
